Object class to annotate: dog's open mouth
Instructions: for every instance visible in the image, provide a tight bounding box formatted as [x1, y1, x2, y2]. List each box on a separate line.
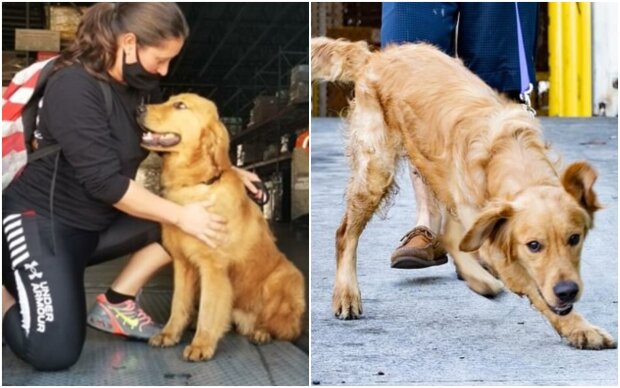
[550, 303, 573, 316]
[537, 288, 574, 316]
[141, 129, 181, 148]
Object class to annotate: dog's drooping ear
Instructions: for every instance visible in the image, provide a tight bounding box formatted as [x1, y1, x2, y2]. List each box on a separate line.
[460, 203, 514, 252]
[199, 119, 232, 173]
[561, 161, 602, 218]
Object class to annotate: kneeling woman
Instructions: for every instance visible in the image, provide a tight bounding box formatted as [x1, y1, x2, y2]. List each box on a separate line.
[2, 3, 261, 371]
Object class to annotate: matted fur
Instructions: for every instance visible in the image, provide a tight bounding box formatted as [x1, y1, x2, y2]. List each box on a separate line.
[141, 94, 305, 361]
[312, 37, 615, 350]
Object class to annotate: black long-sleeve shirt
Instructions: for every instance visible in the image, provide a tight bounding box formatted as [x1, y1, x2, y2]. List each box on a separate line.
[4, 64, 156, 231]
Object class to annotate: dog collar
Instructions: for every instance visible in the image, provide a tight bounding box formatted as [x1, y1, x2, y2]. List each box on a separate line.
[202, 173, 222, 186]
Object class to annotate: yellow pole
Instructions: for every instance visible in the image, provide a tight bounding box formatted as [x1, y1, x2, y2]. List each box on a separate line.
[550, 2, 593, 117]
[548, 2, 562, 116]
[576, 2, 592, 116]
[562, 2, 579, 116]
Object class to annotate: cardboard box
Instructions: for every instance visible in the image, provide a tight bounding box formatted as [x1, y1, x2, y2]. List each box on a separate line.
[15, 29, 61, 52]
[48, 5, 87, 42]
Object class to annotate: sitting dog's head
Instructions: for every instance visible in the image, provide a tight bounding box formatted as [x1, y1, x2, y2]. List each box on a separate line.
[460, 161, 602, 316]
[137, 93, 231, 179]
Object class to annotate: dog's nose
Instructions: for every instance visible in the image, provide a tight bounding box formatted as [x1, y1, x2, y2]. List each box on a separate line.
[553, 281, 579, 303]
[136, 104, 147, 117]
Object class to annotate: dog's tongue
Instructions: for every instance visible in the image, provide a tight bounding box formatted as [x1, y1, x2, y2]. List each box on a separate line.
[141, 131, 180, 147]
[159, 133, 180, 146]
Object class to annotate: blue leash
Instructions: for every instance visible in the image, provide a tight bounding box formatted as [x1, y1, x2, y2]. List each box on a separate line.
[515, 2, 535, 116]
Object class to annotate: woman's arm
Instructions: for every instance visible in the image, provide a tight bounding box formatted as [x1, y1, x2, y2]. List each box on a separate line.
[114, 180, 227, 247]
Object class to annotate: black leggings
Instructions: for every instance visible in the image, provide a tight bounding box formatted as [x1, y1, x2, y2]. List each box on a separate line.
[2, 208, 160, 371]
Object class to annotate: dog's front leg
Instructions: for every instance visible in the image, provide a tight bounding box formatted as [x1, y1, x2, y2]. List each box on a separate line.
[442, 216, 504, 297]
[497, 263, 616, 350]
[184, 259, 232, 361]
[524, 286, 616, 349]
[150, 257, 197, 347]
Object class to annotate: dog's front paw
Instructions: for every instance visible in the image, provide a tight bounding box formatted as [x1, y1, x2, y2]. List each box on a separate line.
[183, 343, 216, 361]
[248, 329, 272, 345]
[332, 283, 362, 320]
[566, 324, 617, 350]
[149, 331, 181, 348]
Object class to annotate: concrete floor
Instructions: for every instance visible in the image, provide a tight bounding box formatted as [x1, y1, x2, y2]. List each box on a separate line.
[3, 221, 309, 385]
[310, 117, 618, 385]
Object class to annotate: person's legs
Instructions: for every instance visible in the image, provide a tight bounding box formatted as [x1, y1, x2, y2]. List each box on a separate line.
[457, 2, 539, 94]
[109, 242, 170, 297]
[382, 3, 458, 269]
[86, 214, 168, 339]
[381, 2, 459, 53]
[410, 167, 442, 232]
[2, 210, 98, 371]
[390, 166, 447, 269]
[3, 286, 15, 316]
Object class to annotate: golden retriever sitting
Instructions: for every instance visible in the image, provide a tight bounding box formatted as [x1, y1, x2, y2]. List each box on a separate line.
[139, 93, 305, 361]
[311, 37, 616, 350]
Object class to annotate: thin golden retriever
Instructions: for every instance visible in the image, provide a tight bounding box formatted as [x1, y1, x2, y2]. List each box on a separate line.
[312, 37, 616, 349]
[139, 93, 305, 361]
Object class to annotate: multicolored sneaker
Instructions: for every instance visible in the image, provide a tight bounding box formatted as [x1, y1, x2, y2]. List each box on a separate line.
[86, 293, 162, 340]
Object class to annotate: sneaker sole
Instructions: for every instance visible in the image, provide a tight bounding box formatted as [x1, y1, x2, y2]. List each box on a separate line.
[86, 317, 153, 341]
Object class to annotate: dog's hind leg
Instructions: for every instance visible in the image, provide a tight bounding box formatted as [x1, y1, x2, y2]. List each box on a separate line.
[333, 104, 399, 320]
[442, 216, 504, 297]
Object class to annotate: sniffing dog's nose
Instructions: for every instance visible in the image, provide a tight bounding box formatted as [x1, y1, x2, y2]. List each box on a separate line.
[136, 104, 147, 117]
[553, 281, 579, 303]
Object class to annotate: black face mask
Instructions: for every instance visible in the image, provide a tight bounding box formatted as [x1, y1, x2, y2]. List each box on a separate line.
[122, 50, 161, 92]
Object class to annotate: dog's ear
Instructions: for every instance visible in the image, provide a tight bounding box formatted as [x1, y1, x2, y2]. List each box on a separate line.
[460, 203, 514, 252]
[202, 119, 232, 170]
[561, 161, 602, 218]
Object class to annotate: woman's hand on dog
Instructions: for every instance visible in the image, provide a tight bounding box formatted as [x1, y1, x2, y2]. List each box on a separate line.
[176, 200, 228, 248]
[233, 166, 264, 201]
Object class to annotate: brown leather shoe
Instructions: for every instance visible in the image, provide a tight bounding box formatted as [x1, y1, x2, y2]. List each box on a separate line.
[390, 226, 448, 269]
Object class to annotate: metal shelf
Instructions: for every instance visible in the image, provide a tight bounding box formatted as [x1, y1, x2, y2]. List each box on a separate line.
[231, 102, 308, 144]
[242, 153, 292, 170]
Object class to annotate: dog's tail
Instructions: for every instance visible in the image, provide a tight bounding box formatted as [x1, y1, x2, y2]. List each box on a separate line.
[311, 37, 371, 83]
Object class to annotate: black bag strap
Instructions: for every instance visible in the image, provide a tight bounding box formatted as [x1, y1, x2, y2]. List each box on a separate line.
[27, 79, 114, 163]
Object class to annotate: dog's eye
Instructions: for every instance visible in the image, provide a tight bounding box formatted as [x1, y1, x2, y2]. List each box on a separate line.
[173, 101, 187, 110]
[568, 234, 580, 246]
[526, 241, 543, 253]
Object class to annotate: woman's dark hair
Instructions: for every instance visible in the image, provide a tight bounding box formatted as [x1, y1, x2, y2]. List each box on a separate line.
[55, 3, 189, 80]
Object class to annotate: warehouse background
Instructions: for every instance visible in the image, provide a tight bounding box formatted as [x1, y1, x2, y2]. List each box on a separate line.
[3, 2, 309, 225]
[311, 2, 618, 118]
[2, 3, 309, 384]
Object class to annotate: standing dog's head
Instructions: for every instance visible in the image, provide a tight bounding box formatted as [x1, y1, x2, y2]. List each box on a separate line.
[460, 161, 602, 316]
[137, 93, 231, 184]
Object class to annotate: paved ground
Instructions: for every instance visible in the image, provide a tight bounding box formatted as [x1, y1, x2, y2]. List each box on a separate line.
[310, 117, 618, 386]
[3, 222, 309, 385]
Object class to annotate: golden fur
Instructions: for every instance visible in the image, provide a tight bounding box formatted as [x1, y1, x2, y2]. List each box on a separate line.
[141, 93, 305, 361]
[312, 37, 616, 349]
